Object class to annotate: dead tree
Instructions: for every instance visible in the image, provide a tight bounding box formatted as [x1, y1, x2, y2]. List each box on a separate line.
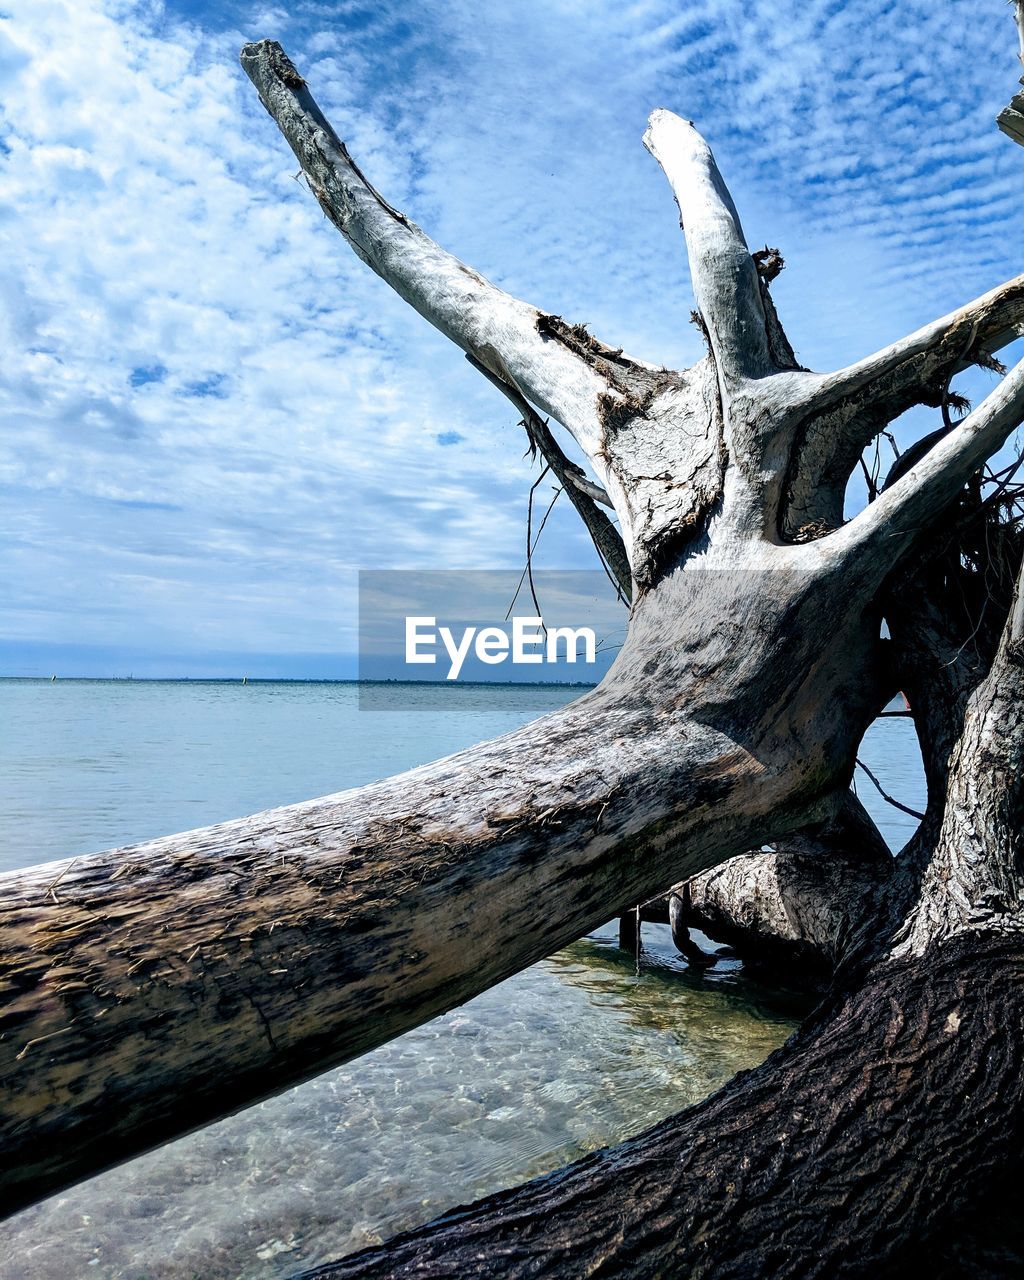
[666, 791, 895, 983]
[999, 0, 1024, 145]
[296, 466, 1024, 1280]
[1, 36, 1024, 1275]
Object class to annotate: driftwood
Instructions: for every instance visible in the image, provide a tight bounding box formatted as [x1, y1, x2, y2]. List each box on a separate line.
[998, 0, 1024, 146]
[666, 793, 894, 981]
[1, 31, 1024, 1277]
[298, 492, 1024, 1279]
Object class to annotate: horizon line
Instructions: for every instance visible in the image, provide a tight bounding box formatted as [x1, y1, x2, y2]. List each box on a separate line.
[0, 675, 600, 689]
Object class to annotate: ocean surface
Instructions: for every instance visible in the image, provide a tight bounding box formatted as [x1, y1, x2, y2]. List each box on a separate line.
[0, 679, 925, 1279]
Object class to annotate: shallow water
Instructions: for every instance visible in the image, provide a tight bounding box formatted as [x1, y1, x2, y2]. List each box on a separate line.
[0, 679, 924, 1278]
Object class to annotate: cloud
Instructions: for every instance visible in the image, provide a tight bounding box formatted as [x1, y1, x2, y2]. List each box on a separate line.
[0, 0, 1020, 670]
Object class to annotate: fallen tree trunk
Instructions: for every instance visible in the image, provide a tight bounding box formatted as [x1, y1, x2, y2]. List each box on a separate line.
[0, 571, 885, 1214]
[299, 532, 1024, 1279]
[667, 792, 893, 978]
[2, 37, 1024, 1269]
[668, 839, 892, 980]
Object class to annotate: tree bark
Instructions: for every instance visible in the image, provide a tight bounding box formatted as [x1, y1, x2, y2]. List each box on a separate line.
[667, 830, 892, 981]
[297, 520, 1024, 1279]
[0, 568, 887, 1215]
[2, 37, 1024, 1269]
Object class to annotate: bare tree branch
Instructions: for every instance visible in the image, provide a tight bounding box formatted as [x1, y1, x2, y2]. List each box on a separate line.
[805, 275, 1024, 412]
[567, 473, 614, 508]
[240, 41, 621, 463]
[643, 110, 774, 383]
[838, 354, 1024, 561]
[781, 276, 1024, 534]
[855, 757, 925, 821]
[998, 0, 1024, 145]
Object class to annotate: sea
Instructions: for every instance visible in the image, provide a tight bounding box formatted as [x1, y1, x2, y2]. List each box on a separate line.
[0, 679, 926, 1279]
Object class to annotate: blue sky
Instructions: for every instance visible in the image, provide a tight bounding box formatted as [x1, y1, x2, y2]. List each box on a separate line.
[0, 0, 1021, 677]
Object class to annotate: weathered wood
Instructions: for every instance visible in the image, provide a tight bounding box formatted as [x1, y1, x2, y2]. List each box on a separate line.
[998, 2, 1024, 146]
[269, 33, 1024, 1277]
[2, 37, 1024, 1262]
[237, 46, 612, 467]
[672, 487, 1024, 979]
[643, 110, 775, 384]
[999, 90, 1024, 146]
[297, 544, 1024, 1280]
[889, 558, 1024, 957]
[0, 566, 889, 1215]
[668, 796, 894, 979]
[783, 274, 1024, 536]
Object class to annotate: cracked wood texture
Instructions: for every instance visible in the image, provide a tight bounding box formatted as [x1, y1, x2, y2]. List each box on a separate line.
[2, 34, 1024, 1271]
[0, 567, 887, 1215]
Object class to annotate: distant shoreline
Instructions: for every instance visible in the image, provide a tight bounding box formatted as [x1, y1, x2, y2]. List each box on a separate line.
[0, 675, 599, 689]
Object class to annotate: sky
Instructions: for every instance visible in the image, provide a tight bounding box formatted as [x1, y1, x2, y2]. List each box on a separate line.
[0, 0, 1021, 677]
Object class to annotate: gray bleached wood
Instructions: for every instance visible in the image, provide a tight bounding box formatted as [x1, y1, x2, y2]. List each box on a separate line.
[2, 38, 1024, 1268]
[834, 353, 1024, 564]
[642, 110, 773, 384]
[998, 0, 1024, 145]
[0, 560, 890, 1214]
[237, 46, 611, 467]
[668, 791, 894, 975]
[782, 274, 1024, 535]
[294, 505, 1024, 1280]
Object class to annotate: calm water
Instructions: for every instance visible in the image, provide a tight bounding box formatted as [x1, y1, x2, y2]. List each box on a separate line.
[0, 680, 925, 1279]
